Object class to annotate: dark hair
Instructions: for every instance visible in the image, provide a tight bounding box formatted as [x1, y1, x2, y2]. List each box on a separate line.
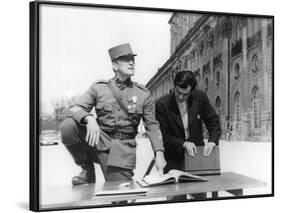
[174, 70, 197, 90]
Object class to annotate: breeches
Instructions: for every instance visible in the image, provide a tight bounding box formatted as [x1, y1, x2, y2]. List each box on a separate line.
[60, 118, 134, 181]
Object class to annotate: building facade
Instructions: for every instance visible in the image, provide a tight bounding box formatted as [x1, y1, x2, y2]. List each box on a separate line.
[146, 13, 273, 142]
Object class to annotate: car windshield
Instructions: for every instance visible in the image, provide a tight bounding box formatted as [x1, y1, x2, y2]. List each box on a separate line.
[41, 130, 57, 135]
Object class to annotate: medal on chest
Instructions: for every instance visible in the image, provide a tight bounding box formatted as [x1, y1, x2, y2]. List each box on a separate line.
[128, 95, 138, 113]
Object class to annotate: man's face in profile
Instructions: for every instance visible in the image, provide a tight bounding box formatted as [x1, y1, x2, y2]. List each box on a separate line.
[174, 85, 192, 103]
[113, 55, 135, 77]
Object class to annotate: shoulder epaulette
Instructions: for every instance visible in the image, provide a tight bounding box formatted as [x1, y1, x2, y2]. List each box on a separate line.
[95, 79, 110, 84]
[134, 82, 149, 92]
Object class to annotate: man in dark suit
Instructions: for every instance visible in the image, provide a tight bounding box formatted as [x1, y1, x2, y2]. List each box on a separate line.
[155, 70, 221, 200]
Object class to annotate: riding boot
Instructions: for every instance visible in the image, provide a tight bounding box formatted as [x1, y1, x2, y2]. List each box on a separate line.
[64, 143, 96, 185]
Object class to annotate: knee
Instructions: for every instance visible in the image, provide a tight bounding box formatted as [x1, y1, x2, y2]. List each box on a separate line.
[59, 118, 77, 141]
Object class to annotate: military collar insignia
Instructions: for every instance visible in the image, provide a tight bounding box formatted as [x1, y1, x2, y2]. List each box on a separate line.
[115, 77, 133, 90]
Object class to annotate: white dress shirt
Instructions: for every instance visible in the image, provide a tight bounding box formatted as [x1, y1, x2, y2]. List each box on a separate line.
[177, 100, 189, 140]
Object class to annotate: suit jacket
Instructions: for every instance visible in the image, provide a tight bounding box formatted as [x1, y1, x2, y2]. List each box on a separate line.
[155, 89, 221, 171]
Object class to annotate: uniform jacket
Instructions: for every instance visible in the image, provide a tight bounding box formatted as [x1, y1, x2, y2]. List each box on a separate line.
[69, 77, 164, 169]
[155, 89, 221, 171]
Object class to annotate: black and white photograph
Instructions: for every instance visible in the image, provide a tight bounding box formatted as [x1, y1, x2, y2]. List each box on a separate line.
[30, 0, 274, 211]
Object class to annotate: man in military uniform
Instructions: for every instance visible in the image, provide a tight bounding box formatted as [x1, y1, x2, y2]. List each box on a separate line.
[60, 43, 166, 185]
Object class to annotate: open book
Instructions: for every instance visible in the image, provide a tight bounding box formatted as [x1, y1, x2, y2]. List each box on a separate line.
[137, 169, 208, 187]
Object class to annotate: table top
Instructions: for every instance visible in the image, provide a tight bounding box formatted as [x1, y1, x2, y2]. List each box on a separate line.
[40, 172, 266, 210]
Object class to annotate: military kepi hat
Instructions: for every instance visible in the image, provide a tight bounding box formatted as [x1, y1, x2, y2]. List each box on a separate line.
[108, 43, 137, 61]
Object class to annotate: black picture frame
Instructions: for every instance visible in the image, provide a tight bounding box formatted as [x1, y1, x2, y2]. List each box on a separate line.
[30, 0, 274, 211]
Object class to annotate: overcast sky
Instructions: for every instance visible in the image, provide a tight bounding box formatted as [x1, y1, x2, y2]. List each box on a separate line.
[40, 4, 172, 113]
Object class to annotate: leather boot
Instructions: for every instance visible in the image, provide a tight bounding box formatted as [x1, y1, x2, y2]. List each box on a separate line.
[71, 163, 95, 185]
[64, 143, 96, 185]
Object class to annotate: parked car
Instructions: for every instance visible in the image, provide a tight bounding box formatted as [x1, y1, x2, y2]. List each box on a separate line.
[40, 130, 60, 146]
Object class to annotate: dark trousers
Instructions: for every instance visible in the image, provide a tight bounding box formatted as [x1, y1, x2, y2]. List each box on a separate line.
[60, 118, 133, 182]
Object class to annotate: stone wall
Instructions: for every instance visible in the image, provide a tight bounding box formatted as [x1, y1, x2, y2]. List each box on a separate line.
[147, 14, 273, 142]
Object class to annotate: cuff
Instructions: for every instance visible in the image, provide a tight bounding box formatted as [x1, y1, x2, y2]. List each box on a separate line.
[208, 138, 219, 145]
[154, 149, 165, 153]
[154, 149, 165, 157]
[72, 109, 92, 125]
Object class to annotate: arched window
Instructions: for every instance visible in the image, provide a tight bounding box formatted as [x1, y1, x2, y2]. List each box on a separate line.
[215, 96, 221, 117]
[215, 96, 221, 108]
[234, 91, 241, 122]
[252, 54, 259, 73]
[252, 86, 261, 128]
[216, 71, 221, 86]
[234, 91, 240, 102]
[205, 78, 209, 91]
[234, 63, 240, 80]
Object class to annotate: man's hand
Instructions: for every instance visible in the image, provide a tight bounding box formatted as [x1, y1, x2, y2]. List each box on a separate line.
[84, 116, 100, 147]
[183, 141, 197, 156]
[155, 151, 166, 176]
[203, 142, 216, 156]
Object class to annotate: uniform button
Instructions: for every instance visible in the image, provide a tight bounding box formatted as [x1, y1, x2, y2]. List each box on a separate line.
[117, 107, 121, 111]
[117, 118, 120, 121]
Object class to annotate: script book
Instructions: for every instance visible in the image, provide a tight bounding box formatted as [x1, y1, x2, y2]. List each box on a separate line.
[137, 169, 208, 187]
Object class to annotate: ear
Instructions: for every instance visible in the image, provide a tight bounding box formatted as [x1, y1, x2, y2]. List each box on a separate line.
[112, 61, 118, 71]
[193, 78, 197, 90]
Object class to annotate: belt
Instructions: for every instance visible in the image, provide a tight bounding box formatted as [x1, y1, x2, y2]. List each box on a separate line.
[106, 131, 136, 140]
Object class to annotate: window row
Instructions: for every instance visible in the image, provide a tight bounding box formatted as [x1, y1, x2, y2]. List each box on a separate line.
[214, 86, 261, 128]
